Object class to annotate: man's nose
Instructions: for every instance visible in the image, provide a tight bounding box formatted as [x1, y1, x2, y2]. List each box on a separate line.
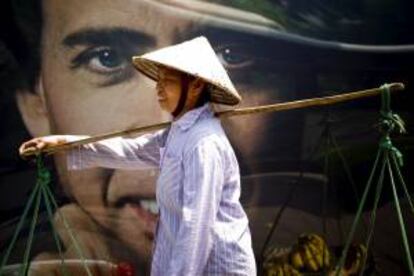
[107, 169, 158, 206]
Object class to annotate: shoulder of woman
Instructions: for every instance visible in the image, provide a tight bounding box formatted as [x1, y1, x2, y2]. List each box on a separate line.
[185, 116, 222, 141]
[182, 127, 228, 159]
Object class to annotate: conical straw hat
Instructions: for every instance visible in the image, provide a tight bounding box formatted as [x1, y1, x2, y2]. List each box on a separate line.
[132, 36, 241, 105]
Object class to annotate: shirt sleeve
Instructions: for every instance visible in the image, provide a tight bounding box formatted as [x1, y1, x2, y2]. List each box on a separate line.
[66, 130, 166, 171]
[167, 138, 224, 275]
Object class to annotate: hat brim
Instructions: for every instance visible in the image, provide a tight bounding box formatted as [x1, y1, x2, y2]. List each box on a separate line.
[132, 56, 241, 106]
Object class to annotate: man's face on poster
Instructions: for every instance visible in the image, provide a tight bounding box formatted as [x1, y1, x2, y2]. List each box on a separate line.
[16, 0, 298, 271]
[17, 0, 194, 268]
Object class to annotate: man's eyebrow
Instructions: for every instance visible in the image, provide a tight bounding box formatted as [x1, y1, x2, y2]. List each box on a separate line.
[62, 27, 155, 47]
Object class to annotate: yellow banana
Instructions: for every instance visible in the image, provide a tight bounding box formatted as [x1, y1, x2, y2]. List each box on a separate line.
[308, 233, 325, 247]
[357, 244, 367, 260]
[283, 263, 292, 276]
[291, 267, 301, 276]
[307, 233, 331, 268]
[307, 242, 323, 269]
[323, 244, 331, 267]
[276, 265, 284, 276]
[347, 244, 367, 274]
[284, 263, 302, 276]
[266, 267, 276, 276]
[302, 245, 319, 272]
[290, 249, 305, 270]
[328, 267, 348, 276]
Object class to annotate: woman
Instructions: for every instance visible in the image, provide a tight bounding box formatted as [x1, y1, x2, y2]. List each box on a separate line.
[20, 36, 256, 275]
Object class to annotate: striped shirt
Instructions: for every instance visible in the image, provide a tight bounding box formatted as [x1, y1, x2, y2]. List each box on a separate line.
[67, 103, 256, 275]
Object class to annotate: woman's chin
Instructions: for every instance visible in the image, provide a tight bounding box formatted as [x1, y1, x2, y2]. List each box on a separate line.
[158, 102, 173, 114]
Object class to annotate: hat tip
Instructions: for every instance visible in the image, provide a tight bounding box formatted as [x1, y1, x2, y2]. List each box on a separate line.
[193, 36, 209, 43]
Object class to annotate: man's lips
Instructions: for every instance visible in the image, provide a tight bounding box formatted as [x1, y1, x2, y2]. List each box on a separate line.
[105, 158, 159, 239]
[126, 201, 158, 238]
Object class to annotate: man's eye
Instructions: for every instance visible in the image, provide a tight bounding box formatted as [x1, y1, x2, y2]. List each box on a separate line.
[90, 49, 124, 72]
[72, 46, 128, 74]
[216, 45, 254, 69]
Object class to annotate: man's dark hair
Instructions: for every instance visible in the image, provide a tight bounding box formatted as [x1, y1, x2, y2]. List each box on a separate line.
[3, 0, 43, 91]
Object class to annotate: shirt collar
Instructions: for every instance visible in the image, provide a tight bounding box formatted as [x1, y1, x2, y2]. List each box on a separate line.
[172, 103, 212, 131]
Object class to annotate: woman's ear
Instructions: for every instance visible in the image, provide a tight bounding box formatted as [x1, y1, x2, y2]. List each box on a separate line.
[16, 78, 51, 137]
[190, 78, 206, 96]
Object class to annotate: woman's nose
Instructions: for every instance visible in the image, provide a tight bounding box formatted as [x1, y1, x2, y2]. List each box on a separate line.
[156, 82, 162, 92]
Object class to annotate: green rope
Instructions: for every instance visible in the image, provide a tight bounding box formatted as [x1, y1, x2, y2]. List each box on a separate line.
[42, 174, 93, 276]
[380, 136, 404, 166]
[335, 84, 413, 275]
[36, 154, 51, 188]
[36, 155, 92, 276]
[19, 178, 42, 276]
[391, 152, 414, 215]
[330, 130, 369, 233]
[388, 157, 414, 275]
[33, 155, 70, 276]
[41, 183, 70, 276]
[358, 151, 387, 276]
[0, 169, 42, 275]
[379, 83, 406, 167]
[0, 155, 93, 276]
[334, 148, 383, 275]
[380, 84, 413, 274]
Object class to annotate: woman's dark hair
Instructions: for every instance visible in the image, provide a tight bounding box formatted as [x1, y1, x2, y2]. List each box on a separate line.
[195, 85, 211, 107]
[172, 73, 211, 117]
[184, 73, 211, 108]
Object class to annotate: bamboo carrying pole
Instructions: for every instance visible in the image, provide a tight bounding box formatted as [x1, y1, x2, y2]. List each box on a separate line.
[21, 82, 405, 158]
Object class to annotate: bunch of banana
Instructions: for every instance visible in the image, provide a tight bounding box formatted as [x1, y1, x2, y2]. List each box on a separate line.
[264, 247, 301, 276]
[344, 244, 367, 275]
[289, 233, 331, 273]
[328, 267, 349, 276]
[265, 262, 302, 276]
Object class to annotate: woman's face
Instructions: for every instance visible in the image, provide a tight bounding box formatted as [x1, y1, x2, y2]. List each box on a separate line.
[156, 68, 182, 114]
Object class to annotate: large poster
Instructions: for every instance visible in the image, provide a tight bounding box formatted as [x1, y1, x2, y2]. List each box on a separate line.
[1, 0, 413, 275]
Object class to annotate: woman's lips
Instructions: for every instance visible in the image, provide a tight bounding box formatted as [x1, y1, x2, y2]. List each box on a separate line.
[157, 90, 166, 101]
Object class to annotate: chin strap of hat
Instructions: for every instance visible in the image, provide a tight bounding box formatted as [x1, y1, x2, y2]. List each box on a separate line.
[172, 75, 190, 118]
